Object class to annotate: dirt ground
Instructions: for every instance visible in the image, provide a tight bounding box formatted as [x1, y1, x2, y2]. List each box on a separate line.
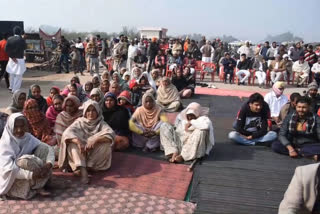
[0, 63, 306, 112]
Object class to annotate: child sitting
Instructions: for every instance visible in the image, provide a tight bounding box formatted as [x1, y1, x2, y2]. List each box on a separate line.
[118, 90, 135, 115]
[129, 79, 142, 108]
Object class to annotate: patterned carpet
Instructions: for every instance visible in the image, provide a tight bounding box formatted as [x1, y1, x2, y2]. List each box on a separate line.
[0, 180, 196, 214]
[54, 152, 193, 201]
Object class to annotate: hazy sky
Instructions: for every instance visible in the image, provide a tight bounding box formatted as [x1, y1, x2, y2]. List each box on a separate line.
[1, 0, 319, 42]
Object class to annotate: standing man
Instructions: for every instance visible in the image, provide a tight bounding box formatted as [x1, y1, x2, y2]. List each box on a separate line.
[5, 26, 26, 93]
[127, 40, 138, 73]
[57, 36, 70, 74]
[200, 40, 214, 63]
[259, 41, 270, 61]
[147, 37, 159, 73]
[85, 36, 99, 76]
[0, 33, 9, 88]
[96, 35, 107, 68]
[238, 41, 254, 60]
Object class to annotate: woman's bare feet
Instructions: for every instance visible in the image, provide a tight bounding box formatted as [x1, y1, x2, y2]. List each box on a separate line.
[79, 167, 89, 184]
[175, 155, 184, 163]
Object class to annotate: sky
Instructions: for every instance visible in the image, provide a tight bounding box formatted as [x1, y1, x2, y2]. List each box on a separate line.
[0, 0, 319, 42]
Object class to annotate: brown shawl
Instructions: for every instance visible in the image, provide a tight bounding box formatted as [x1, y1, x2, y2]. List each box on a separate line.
[156, 77, 180, 105]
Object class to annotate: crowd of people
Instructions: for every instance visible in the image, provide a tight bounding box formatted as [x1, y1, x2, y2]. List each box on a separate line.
[1, 27, 320, 213]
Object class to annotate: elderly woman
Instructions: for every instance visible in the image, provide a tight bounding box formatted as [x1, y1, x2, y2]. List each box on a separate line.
[160, 102, 215, 163]
[100, 79, 110, 95]
[103, 92, 130, 151]
[92, 74, 100, 88]
[101, 71, 111, 81]
[151, 69, 161, 88]
[54, 95, 82, 146]
[0, 113, 55, 199]
[23, 99, 56, 146]
[6, 90, 26, 115]
[156, 77, 182, 112]
[83, 81, 93, 97]
[109, 81, 121, 97]
[112, 71, 129, 91]
[28, 84, 48, 114]
[46, 95, 64, 128]
[58, 100, 115, 184]
[129, 93, 167, 152]
[89, 88, 104, 109]
[131, 67, 143, 80]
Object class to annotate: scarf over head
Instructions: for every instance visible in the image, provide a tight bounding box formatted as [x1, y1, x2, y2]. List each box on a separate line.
[180, 102, 209, 120]
[156, 77, 181, 105]
[308, 81, 318, 91]
[54, 95, 82, 145]
[82, 81, 93, 96]
[7, 90, 26, 114]
[46, 86, 60, 107]
[45, 95, 63, 128]
[132, 93, 161, 129]
[28, 84, 48, 113]
[272, 81, 285, 97]
[101, 71, 110, 81]
[58, 100, 115, 168]
[23, 99, 52, 143]
[0, 113, 41, 195]
[90, 88, 104, 109]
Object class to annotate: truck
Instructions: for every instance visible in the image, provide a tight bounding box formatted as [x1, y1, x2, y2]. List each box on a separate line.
[0, 20, 24, 37]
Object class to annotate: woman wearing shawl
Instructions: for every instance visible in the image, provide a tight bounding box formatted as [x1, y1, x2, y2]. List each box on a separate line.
[28, 84, 48, 114]
[118, 90, 135, 115]
[58, 100, 115, 184]
[46, 86, 60, 107]
[45, 95, 64, 128]
[6, 90, 26, 115]
[0, 113, 55, 199]
[83, 81, 93, 97]
[122, 71, 131, 83]
[156, 77, 182, 112]
[131, 67, 143, 80]
[61, 83, 88, 103]
[90, 88, 104, 109]
[112, 71, 129, 91]
[151, 69, 161, 88]
[183, 67, 196, 94]
[129, 93, 168, 152]
[101, 71, 111, 81]
[109, 81, 121, 97]
[70, 75, 81, 85]
[100, 79, 110, 95]
[172, 69, 193, 98]
[92, 74, 100, 88]
[54, 95, 82, 146]
[160, 102, 215, 163]
[23, 99, 56, 146]
[103, 92, 130, 151]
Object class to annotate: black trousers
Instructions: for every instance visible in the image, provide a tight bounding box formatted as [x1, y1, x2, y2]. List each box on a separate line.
[0, 60, 9, 88]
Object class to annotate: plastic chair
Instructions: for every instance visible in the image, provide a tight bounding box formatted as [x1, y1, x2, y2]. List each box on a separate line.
[200, 63, 216, 82]
[220, 65, 236, 83]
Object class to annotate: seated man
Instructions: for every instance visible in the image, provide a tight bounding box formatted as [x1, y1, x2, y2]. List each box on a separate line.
[236, 53, 251, 85]
[264, 81, 289, 125]
[305, 81, 320, 114]
[221, 52, 236, 84]
[133, 50, 148, 71]
[160, 102, 214, 163]
[293, 56, 310, 87]
[252, 55, 268, 87]
[282, 54, 293, 82]
[167, 52, 183, 74]
[272, 97, 320, 160]
[311, 57, 320, 86]
[269, 54, 286, 84]
[278, 93, 301, 125]
[228, 93, 277, 145]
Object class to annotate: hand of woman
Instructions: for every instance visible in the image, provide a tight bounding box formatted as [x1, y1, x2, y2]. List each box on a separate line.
[185, 122, 192, 131]
[85, 140, 96, 151]
[289, 149, 298, 158]
[77, 142, 86, 155]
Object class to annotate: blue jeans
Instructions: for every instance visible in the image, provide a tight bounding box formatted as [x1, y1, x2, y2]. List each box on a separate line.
[228, 131, 277, 146]
[59, 54, 69, 72]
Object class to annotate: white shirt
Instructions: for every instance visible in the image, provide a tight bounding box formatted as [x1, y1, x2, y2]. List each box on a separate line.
[264, 91, 289, 117]
[312, 62, 320, 73]
[128, 45, 138, 59]
[292, 61, 310, 76]
[237, 45, 254, 58]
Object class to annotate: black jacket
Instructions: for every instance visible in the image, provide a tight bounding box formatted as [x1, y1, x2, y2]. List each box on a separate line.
[237, 59, 252, 70]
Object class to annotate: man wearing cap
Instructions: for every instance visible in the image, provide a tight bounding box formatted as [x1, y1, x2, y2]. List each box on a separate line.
[292, 56, 310, 87]
[269, 54, 286, 84]
[305, 81, 320, 114]
[5, 26, 26, 93]
[312, 57, 320, 86]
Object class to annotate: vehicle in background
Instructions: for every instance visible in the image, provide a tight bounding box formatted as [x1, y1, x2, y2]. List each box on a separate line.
[0, 20, 24, 37]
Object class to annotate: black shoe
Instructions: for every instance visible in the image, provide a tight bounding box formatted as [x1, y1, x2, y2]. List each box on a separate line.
[65, 71, 69, 74]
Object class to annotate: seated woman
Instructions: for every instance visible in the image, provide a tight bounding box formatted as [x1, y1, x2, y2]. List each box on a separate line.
[228, 93, 277, 146]
[62, 83, 88, 103]
[70, 75, 81, 85]
[103, 92, 130, 151]
[90, 88, 104, 109]
[118, 90, 135, 115]
[183, 67, 196, 94]
[6, 90, 26, 115]
[46, 95, 64, 128]
[109, 81, 121, 97]
[46, 86, 60, 107]
[156, 77, 182, 112]
[122, 71, 131, 83]
[151, 69, 161, 88]
[272, 97, 320, 161]
[92, 74, 100, 88]
[129, 79, 142, 108]
[54, 95, 82, 146]
[129, 93, 167, 152]
[28, 84, 48, 114]
[100, 79, 110, 95]
[131, 67, 143, 80]
[172, 69, 193, 98]
[58, 100, 115, 184]
[101, 71, 111, 81]
[23, 99, 56, 146]
[0, 113, 55, 199]
[160, 102, 214, 163]
[83, 81, 93, 97]
[112, 71, 129, 91]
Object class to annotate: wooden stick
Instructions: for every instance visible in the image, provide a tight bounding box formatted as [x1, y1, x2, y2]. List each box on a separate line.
[188, 159, 198, 172]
